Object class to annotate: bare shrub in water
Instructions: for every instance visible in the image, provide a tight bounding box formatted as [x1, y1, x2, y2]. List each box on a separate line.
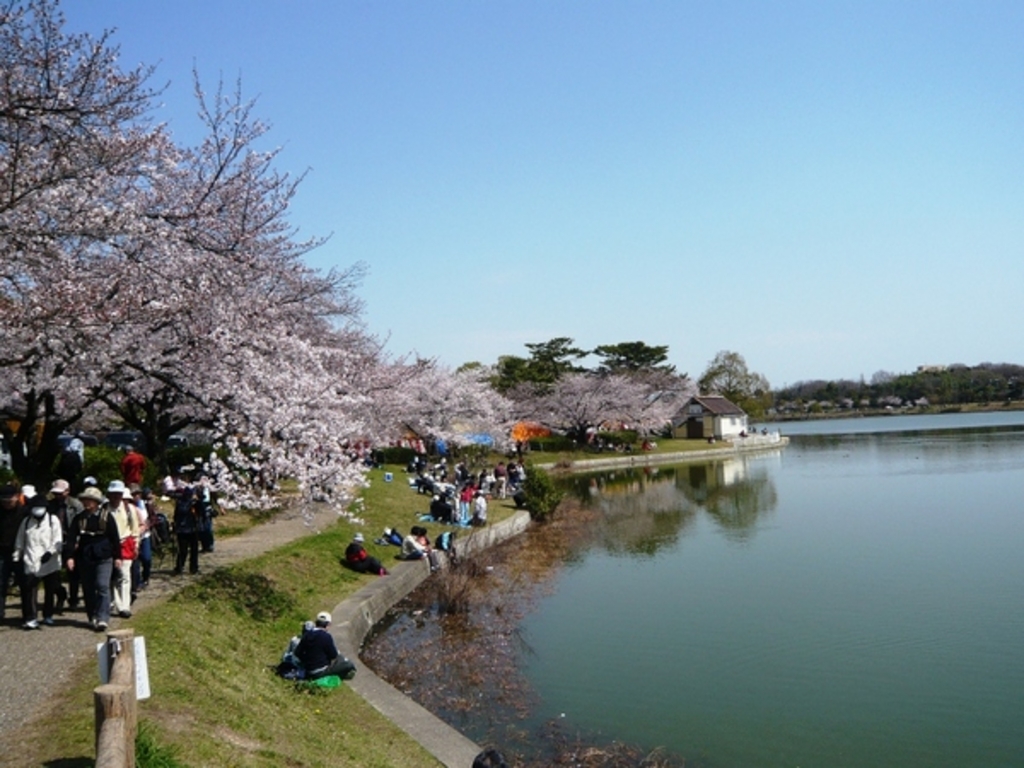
[432, 556, 487, 614]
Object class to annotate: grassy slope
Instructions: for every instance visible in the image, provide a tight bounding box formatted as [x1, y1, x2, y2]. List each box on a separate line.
[18, 466, 519, 768]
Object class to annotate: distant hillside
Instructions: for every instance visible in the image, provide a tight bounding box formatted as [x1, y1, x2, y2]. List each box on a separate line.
[772, 362, 1024, 416]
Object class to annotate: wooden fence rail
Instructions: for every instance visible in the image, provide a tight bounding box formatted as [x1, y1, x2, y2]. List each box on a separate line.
[94, 628, 137, 768]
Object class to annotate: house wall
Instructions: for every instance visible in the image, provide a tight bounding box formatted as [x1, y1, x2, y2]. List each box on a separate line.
[714, 414, 748, 439]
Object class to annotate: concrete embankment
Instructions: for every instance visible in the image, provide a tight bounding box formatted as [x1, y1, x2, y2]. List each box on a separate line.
[533, 435, 789, 473]
[330, 511, 532, 768]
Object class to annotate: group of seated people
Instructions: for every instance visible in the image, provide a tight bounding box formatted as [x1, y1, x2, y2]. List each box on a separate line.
[340, 455, 528, 580]
[408, 456, 526, 526]
[409, 457, 522, 499]
[342, 526, 443, 577]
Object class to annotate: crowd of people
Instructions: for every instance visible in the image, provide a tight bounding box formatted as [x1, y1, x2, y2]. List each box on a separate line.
[1, 478, 149, 631]
[0, 458, 218, 632]
[408, 456, 526, 526]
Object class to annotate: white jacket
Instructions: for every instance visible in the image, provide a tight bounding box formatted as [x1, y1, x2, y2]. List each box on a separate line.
[14, 512, 63, 577]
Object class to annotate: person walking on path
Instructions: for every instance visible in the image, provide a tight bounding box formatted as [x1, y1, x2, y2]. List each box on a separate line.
[105, 480, 139, 618]
[173, 486, 201, 575]
[66, 487, 121, 631]
[48, 479, 82, 612]
[0, 484, 27, 623]
[12, 496, 63, 628]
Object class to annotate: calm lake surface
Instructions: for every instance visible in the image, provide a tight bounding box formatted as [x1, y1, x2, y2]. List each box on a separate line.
[520, 412, 1024, 767]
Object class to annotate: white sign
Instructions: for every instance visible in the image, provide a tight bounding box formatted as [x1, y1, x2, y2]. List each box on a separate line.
[134, 636, 151, 700]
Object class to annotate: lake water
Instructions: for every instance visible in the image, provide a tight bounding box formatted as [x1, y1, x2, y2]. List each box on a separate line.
[519, 412, 1024, 767]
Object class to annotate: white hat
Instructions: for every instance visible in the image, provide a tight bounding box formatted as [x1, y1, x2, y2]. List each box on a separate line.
[316, 611, 332, 625]
[21, 484, 36, 498]
[49, 479, 70, 495]
[353, 533, 364, 543]
[107, 480, 126, 494]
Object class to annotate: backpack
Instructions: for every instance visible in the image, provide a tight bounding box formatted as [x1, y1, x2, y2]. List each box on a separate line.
[434, 530, 456, 552]
[78, 506, 111, 534]
[152, 512, 172, 545]
[174, 489, 199, 533]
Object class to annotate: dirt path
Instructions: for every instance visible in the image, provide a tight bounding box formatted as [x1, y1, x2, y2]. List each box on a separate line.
[0, 500, 342, 742]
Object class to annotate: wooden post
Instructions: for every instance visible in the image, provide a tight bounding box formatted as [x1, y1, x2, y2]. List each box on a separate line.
[94, 684, 131, 768]
[94, 628, 137, 768]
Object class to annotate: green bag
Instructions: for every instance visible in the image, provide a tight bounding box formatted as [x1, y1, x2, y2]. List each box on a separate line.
[309, 675, 341, 688]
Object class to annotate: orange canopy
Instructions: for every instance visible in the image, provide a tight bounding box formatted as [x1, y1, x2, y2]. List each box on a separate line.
[511, 422, 551, 443]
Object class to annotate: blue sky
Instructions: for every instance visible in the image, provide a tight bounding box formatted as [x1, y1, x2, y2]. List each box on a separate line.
[62, 1, 1024, 387]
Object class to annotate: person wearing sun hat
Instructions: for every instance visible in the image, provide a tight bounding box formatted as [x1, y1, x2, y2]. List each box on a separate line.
[48, 479, 82, 611]
[66, 486, 121, 630]
[293, 611, 356, 680]
[105, 479, 139, 618]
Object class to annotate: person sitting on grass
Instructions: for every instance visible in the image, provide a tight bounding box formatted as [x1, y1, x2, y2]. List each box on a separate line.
[294, 611, 355, 680]
[430, 493, 455, 524]
[343, 533, 387, 575]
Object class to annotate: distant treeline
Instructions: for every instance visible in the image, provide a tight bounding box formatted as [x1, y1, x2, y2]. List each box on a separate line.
[773, 363, 1024, 414]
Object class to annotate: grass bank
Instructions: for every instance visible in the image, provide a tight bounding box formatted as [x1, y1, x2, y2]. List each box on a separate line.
[15, 466, 519, 767]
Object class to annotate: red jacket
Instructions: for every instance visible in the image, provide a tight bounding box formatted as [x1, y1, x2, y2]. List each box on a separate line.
[120, 451, 146, 485]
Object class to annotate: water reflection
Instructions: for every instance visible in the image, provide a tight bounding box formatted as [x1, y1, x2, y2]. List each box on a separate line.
[561, 450, 781, 549]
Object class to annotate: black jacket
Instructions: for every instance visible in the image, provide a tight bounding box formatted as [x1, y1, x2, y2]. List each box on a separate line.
[295, 628, 338, 676]
[0, 503, 26, 554]
[69, 508, 121, 563]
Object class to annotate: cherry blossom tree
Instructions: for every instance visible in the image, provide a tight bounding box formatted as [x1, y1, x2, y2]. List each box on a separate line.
[0, 0, 165, 483]
[377, 360, 514, 452]
[520, 372, 682, 440]
[1, 3, 385, 510]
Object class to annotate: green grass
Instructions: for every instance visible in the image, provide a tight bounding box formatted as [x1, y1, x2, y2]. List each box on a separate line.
[21, 465, 521, 768]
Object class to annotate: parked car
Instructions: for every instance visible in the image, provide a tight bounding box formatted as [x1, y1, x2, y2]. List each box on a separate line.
[166, 434, 190, 448]
[101, 430, 146, 452]
[57, 432, 99, 450]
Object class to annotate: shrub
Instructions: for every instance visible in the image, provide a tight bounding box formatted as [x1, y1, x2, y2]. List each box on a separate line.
[82, 446, 127, 488]
[528, 435, 576, 453]
[166, 444, 220, 473]
[81, 445, 162, 489]
[597, 430, 638, 447]
[521, 464, 563, 522]
[376, 446, 417, 466]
